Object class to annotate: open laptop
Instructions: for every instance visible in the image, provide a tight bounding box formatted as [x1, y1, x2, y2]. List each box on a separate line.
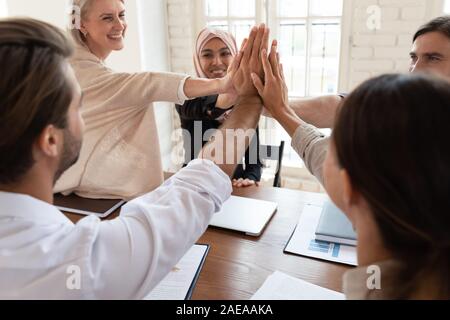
[209, 196, 278, 237]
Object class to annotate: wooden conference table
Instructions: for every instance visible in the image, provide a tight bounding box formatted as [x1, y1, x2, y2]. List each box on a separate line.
[63, 176, 352, 300]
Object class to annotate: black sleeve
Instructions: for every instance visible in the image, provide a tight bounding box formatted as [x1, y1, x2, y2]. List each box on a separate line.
[175, 95, 220, 121]
[242, 127, 263, 182]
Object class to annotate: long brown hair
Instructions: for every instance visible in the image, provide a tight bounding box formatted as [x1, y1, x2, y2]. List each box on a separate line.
[333, 74, 450, 299]
[0, 18, 74, 184]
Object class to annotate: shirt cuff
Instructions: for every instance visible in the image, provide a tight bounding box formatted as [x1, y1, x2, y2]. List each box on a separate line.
[179, 159, 232, 209]
[178, 76, 191, 104]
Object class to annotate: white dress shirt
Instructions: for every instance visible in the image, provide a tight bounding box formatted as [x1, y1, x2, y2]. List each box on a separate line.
[0, 159, 231, 300]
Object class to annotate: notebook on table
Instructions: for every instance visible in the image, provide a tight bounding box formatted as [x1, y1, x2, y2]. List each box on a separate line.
[315, 201, 357, 246]
[209, 196, 278, 237]
[54, 193, 126, 219]
[144, 244, 210, 300]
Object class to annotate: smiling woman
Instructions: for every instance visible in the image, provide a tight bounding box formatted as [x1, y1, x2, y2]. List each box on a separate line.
[56, 0, 241, 200]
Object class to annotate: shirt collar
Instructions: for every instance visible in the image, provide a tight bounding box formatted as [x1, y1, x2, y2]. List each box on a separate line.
[0, 192, 72, 225]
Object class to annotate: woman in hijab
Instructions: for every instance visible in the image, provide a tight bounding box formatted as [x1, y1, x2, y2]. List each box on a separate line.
[176, 28, 263, 188]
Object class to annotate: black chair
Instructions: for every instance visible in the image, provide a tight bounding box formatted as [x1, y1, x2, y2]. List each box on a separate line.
[259, 141, 285, 188]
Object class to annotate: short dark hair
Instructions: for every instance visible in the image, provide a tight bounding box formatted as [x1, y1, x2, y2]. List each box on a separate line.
[333, 74, 450, 299]
[413, 15, 450, 42]
[0, 18, 74, 184]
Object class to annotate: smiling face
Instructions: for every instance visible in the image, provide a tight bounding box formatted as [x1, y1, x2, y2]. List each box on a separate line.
[80, 0, 127, 60]
[199, 38, 233, 79]
[409, 31, 450, 80]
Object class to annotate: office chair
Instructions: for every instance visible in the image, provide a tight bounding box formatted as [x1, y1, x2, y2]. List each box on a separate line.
[259, 141, 285, 188]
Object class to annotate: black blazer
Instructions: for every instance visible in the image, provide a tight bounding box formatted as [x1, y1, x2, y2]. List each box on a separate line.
[176, 95, 263, 181]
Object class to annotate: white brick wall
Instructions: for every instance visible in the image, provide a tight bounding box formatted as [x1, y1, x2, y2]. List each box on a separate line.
[167, 0, 197, 74]
[166, 0, 444, 90]
[345, 0, 433, 89]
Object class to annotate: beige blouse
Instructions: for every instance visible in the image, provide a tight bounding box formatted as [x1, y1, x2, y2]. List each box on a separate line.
[55, 45, 189, 200]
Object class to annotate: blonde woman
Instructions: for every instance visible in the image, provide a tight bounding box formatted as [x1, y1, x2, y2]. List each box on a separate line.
[56, 0, 237, 200]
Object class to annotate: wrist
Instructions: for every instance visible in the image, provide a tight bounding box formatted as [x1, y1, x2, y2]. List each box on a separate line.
[215, 78, 226, 94]
[272, 103, 293, 119]
[238, 96, 263, 106]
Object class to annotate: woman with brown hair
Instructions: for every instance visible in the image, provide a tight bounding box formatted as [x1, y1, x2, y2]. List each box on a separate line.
[253, 48, 450, 299]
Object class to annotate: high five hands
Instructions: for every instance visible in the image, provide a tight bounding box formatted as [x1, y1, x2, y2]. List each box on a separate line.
[226, 24, 294, 188]
[225, 24, 290, 114]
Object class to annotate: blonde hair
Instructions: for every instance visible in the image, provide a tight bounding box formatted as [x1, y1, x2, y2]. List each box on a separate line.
[68, 0, 93, 46]
[67, 0, 124, 47]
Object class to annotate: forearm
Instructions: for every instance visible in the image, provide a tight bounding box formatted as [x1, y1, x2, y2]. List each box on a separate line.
[273, 105, 305, 137]
[215, 93, 236, 109]
[183, 77, 222, 99]
[200, 97, 263, 177]
[289, 95, 341, 129]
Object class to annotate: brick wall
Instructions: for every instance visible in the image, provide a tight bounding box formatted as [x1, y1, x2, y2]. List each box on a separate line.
[345, 0, 433, 89]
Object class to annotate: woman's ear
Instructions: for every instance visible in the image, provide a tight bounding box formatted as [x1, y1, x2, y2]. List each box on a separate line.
[79, 21, 88, 37]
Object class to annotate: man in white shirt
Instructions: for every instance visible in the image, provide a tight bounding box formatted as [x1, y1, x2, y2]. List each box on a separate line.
[0, 19, 269, 299]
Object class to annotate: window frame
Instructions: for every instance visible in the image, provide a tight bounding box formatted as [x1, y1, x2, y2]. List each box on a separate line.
[198, 0, 351, 169]
[199, 0, 351, 97]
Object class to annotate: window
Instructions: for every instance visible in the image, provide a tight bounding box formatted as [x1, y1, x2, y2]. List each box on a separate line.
[272, 0, 343, 97]
[445, 0, 450, 13]
[202, 0, 345, 173]
[204, 0, 259, 47]
[0, 0, 8, 18]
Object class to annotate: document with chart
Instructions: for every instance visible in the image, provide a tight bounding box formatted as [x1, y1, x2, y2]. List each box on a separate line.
[284, 204, 358, 266]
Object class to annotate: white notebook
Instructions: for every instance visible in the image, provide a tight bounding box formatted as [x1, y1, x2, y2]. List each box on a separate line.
[252, 271, 345, 300]
[144, 244, 209, 300]
[209, 196, 278, 237]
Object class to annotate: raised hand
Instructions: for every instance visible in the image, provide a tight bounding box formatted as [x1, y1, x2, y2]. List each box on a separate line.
[251, 40, 290, 118]
[232, 24, 270, 99]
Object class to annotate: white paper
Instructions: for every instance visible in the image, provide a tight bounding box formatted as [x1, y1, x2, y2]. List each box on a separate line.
[252, 271, 345, 300]
[144, 245, 208, 300]
[285, 204, 358, 266]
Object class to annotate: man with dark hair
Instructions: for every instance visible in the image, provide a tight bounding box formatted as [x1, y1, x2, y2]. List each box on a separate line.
[0, 19, 268, 299]
[410, 16, 450, 78]
[288, 16, 450, 132]
[265, 15, 450, 185]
